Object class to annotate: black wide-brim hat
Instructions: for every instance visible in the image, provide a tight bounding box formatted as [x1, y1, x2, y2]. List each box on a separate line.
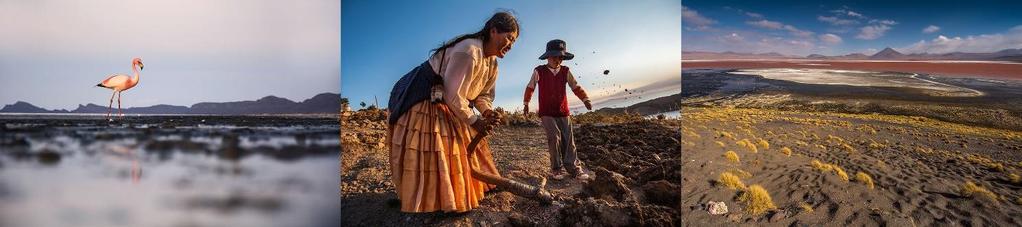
[538, 39, 574, 60]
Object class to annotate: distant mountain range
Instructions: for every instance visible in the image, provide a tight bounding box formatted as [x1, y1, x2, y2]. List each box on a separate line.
[684, 48, 1022, 61]
[0, 93, 341, 114]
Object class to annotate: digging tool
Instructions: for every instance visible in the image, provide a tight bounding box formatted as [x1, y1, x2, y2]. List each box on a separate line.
[466, 128, 555, 205]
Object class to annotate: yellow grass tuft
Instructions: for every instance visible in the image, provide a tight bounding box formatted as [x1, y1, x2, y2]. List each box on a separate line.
[833, 166, 849, 181]
[795, 141, 808, 147]
[915, 146, 933, 154]
[811, 159, 833, 172]
[725, 151, 740, 163]
[756, 138, 770, 150]
[799, 202, 814, 213]
[718, 172, 746, 189]
[855, 172, 875, 189]
[960, 181, 998, 202]
[684, 130, 701, 139]
[827, 135, 845, 144]
[780, 147, 792, 157]
[718, 131, 735, 140]
[1017, 197, 1022, 205]
[840, 143, 856, 153]
[867, 139, 888, 149]
[965, 154, 1006, 172]
[811, 159, 849, 181]
[736, 139, 759, 153]
[1009, 173, 1021, 184]
[738, 185, 777, 215]
[715, 141, 726, 148]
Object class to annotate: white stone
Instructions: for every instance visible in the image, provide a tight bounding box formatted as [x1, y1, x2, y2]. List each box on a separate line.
[707, 201, 728, 215]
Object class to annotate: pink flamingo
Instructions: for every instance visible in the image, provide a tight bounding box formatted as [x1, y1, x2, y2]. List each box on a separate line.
[95, 57, 144, 120]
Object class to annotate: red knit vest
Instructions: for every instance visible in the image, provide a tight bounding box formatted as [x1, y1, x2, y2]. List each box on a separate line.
[536, 65, 571, 117]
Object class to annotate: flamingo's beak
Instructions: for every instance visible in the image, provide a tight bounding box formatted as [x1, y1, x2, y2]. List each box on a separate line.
[139, 62, 144, 70]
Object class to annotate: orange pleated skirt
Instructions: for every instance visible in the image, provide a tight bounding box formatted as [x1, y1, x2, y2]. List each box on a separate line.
[388, 101, 499, 213]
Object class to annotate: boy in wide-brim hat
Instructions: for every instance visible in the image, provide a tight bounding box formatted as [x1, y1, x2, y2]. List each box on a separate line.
[523, 39, 593, 180]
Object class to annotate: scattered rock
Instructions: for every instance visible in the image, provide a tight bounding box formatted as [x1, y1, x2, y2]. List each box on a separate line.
[726, 213, 742, 222]
[560, 198, 633, 226]
[641, 180, 679, 206]
[584, 167, 635, 202]
[706, 201, 728, 215]
[769, 210, 786, 222]
[507, 213, 536, 227]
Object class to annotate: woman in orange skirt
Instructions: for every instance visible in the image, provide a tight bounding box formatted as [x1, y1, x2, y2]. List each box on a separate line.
[386, 11, 519, 213]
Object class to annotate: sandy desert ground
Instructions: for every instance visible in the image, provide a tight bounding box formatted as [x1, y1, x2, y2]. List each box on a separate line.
[682, 107, 1022, 225]
[681, 62, 1022, 225]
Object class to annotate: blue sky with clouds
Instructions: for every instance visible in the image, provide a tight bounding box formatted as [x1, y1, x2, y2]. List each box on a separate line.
[342, 0, 681, 112]
[0, 0, 339, 110]
[682, 0, 1022, 56]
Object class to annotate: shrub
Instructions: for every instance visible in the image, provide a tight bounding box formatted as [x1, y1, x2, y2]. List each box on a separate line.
[960, 181, 998, 202]
[756, 138, 770, 150]
[799, 202, 813, 213]
[780, 147, 792, 157]
[345, 108, 388, 122]
[736, 139, 758, 153]
[867, 140, 887, 149]
[503, 109, 539, 127]
[811, 159, 848, 181]
[684, 130, 701, 140]
[856, 172, 875, 189]
[725, 151, 740, 163]
[718, 131, 735, 140]
[833, 166, 849, 181]
[739, 185, 777, 215]
[840, 143, 856, 153]
[811, 159, 832, 172]
[718, 172, 746, 189]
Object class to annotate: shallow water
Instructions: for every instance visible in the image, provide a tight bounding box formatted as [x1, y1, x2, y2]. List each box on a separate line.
[729, 68, 984, 97]
[0, 115, 340, 227]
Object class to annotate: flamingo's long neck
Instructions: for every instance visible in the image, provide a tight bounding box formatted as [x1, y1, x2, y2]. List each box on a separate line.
[130, 62, 140, 84]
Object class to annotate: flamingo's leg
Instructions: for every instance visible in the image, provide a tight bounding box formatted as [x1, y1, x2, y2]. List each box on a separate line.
[108, 90, 117, 120]
[117, 91, 123, 119]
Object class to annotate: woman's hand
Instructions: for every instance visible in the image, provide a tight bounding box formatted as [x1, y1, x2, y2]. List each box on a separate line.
[472, 110, 505, 133]
[471, 119, 492, 133]
[483, 110, 505, 125]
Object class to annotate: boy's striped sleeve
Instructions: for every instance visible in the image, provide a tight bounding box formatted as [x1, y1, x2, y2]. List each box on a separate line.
[524, 69, 539, 103]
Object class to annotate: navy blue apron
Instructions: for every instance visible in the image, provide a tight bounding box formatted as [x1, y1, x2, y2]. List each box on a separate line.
[388, 52, 445, 125]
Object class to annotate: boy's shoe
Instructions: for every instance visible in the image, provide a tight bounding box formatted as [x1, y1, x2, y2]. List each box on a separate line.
[551, 169, 567, 180]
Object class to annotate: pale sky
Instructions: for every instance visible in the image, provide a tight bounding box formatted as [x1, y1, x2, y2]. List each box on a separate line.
[342, 0, 681, 112]
[682, 1, 1022, 56]
[0, 0, 340, 110]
